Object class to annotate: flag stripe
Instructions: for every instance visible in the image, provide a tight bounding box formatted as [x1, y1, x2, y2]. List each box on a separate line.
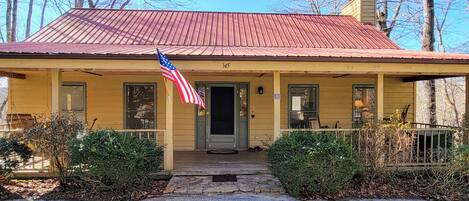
[158, 49, 205, 108]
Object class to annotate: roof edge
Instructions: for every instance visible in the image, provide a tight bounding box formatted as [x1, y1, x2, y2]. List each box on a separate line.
[70, 8, 350, 16]
[1, 53, 469, 64]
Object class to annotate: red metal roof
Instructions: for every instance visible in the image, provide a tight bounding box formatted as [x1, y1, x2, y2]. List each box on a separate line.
[2, 43, 469, 64]
[25, 9, 399, 49]
[0, 9, 469, 63]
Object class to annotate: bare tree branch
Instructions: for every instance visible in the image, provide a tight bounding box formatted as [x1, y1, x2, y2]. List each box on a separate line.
[40, 0, 49, 28]
[120, 0, 132, 9]
[6, 0, 12, 42]
[10, 0, 17, 42]
[0, 28, 5, 43]
[75, 0, 84, 8]
[25, 0, 35, 38]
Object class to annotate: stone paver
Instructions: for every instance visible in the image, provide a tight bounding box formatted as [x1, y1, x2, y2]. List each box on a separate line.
[144, 193, 296, 201]
[163, 174, 285, 195]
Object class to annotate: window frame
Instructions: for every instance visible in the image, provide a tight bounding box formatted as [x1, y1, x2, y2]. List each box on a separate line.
[123, 82, 157, 129]
[288, 84, 319, 129]
[61, 82, 87, 122]
[352, 84, 376, 128]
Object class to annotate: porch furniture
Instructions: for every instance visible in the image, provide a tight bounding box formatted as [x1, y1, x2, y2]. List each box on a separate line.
[7, 114, 35, 129]
[309, 117, 321, 129]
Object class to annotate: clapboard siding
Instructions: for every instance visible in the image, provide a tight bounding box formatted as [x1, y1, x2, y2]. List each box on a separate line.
[9, 71, 414, 150]
[342, 0, 376, 25]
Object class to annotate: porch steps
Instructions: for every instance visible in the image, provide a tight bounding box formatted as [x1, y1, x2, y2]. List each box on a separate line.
[163, 174, 286, 195]
[171, 168, 270, 176]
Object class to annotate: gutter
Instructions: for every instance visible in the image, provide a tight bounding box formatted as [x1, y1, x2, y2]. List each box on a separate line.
[1, 53, 469, 64]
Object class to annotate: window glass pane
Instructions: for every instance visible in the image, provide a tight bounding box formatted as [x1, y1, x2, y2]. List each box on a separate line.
[61, 84, 85, 122]
[196, 86, 206, 117]
[353, 85, 375, 127]
[289, 85, 318, 128]
[125, 84, 155, 129]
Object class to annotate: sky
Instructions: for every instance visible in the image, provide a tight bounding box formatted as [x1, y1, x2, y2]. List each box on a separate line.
[0, 0, 468, 52]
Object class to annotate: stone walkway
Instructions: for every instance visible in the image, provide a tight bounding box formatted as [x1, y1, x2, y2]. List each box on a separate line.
[145, 193, 296, 201]
[163, 174, 286, 195]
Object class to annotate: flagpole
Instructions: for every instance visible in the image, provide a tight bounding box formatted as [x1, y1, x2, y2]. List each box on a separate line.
[163, 78, 174, 170]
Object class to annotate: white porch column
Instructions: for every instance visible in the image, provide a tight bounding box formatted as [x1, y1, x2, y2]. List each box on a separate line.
[50, 69, 62, 114]
[376, 73, 384, 122]
[164, 80, 174, 170]
[273, 71, 281, 140]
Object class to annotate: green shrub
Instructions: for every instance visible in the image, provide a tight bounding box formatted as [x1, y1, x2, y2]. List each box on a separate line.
[69, 130, 164, 190]
[25, 114, 84, 185]
[268, 131, 360, 197]
[457, 144, 469, 173]
[0, 138, 32, 178]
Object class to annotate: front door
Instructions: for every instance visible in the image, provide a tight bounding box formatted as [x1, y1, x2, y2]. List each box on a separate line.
[207, 84, 236, 149]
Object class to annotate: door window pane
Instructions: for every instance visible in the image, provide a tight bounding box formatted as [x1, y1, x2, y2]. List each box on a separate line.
[239, 87, 248, 117]
[210, 87, 235, 135]
[125, 84, 155, 129]
[289, 85, 318, 128]
[353, 85, 375, 128]
[61, 83, 85, 122]
[196, 86, 207, 117]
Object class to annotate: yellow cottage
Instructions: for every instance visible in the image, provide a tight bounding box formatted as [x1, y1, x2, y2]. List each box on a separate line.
[1, 0, 469, 172]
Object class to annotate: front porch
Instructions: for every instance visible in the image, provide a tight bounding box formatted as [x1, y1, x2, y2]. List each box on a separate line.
[2, 65, 469, 174]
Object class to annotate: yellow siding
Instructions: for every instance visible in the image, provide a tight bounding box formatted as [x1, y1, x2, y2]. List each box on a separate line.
[9, 71, 414, 150]
[341, 0, 376, 25]
[9, 71, 51, 114]
[341, 0, 361, 22]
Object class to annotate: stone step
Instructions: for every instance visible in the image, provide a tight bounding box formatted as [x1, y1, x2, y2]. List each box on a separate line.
[163, 174, 286, 195]
[172, 168, 271, 176]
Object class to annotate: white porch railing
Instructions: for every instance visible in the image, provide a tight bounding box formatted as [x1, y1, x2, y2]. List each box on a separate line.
[114, 129, 166, 145]
[0, 129, 165, 175]
[280, 128, 463, 167]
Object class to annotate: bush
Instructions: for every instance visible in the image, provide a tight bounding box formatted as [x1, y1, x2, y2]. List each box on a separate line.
[458, 144, 469, 169]
[0, 138, 32, 178]
[25, 114, 84, 185]
[267, 132, 360, 197]
[69, 130, 164, 190]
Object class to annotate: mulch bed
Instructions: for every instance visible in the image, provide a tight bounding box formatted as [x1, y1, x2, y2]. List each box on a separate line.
[1, 178, 168, 201]
[300, 171, 469, 201]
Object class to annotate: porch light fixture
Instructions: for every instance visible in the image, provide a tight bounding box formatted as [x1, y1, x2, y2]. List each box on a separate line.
[257, 86, 264, 95]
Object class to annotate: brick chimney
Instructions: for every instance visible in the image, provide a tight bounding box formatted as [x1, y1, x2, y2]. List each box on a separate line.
[341, 0, 376, 26]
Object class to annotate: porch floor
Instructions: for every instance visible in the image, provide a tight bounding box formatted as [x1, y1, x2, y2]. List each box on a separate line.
[173, 151, 269, 176]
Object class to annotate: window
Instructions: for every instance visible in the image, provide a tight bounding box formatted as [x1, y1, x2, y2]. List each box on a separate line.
[289, 85, 319, 128]
[124, 83, 156, 129]
[61, 83, 86, 122]
[353, 85, 375, 128]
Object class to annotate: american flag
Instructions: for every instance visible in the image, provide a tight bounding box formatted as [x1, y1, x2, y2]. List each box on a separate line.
[157, 49, 206, 108]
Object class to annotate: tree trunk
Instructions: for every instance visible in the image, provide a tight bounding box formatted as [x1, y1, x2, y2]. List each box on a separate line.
[11, 0, 18, 42]
[40, 0, 48, 28]
[376, 0, 404, 37]
[26, 0, 35, 38]
[422, 0, 435, 51]
[87, 0, 95, 8]
[422, 0, 437, 125]
[6, 0, 12, 42]
[376, 0, 388, 34]
[75, 0, 84, 8]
